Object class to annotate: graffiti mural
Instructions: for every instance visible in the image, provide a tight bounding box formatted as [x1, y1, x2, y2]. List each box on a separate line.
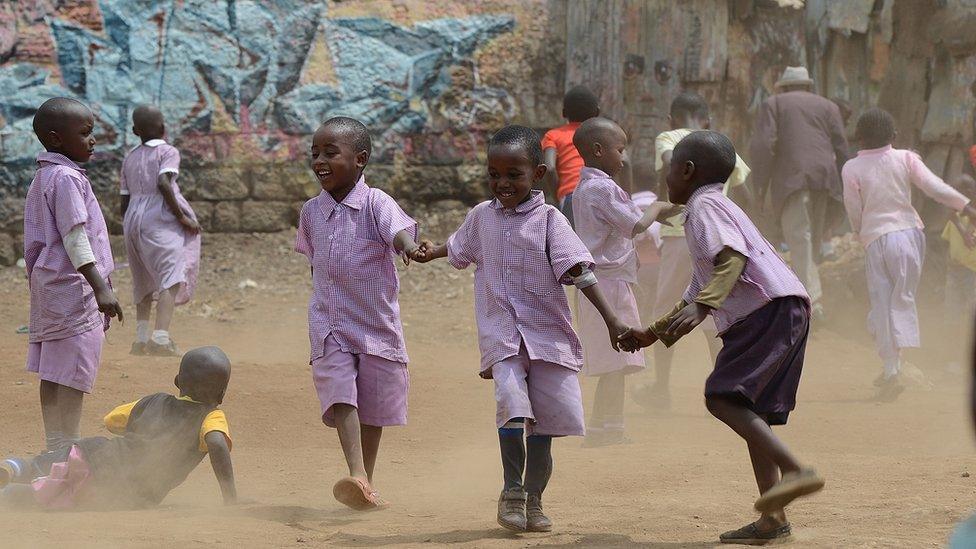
[0, 1, 516, 171]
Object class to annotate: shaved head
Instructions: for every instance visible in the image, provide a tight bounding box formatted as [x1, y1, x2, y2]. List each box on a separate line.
[321, 116, 371, 158]
[32, 97, 92, 146]
[177, 346, 231, 405]
[572, 117, 625, 155]
[132, 104, 165, 140]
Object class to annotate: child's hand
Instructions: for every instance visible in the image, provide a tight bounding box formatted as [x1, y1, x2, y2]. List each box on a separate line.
[95, 287, 124, 324]
[179, 215, 201, 235]
[606, 316, 631, 352]
[665, 302, 709, 338]
[617, 327, 657, 352]
[479, 366, 493, 380]
[411, 239, 436, 263]
[400, 244, 419, 266]
[654, 202, 684, 227]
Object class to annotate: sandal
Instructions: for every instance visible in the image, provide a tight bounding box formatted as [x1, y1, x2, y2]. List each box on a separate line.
[719, 521, 792, 545]
[754, 468, 825, 513]
[332, 476, 388, 511]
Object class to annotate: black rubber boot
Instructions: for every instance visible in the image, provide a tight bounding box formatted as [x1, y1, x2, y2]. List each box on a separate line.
[524, 435, 553, 532]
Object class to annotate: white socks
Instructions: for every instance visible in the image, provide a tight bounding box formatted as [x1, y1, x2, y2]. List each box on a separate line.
[136, 320, 150, 343]
[151, 330, 171, 345]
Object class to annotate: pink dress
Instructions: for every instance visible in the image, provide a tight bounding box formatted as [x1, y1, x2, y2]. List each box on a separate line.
[121, 139, 199, 305]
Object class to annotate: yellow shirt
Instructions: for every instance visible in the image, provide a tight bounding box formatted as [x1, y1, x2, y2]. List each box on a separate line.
[655, 128, 750, 238]
[942, 217, 976, 273]
[104, 395, 232, 453]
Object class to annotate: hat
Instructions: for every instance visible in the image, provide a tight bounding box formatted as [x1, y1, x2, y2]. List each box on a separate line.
[775, 66, 814, 89]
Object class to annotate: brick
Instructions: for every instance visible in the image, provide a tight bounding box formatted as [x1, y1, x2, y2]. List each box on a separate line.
[239, 201, 293, 232]
[213, 202, 242, 233]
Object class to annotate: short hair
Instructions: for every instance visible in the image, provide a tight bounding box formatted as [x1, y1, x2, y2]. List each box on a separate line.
[32, 97, 91, 140]
[854, 108, 895, 147]
[322, 116, 371, 157]
[488, 125, 543, 165]
[132, 104, 163, 127]
[572, 117, 624, 153]
[563, 85, 600, 122]
[672, 130, 736, 185]
[669, 91, 709, 120]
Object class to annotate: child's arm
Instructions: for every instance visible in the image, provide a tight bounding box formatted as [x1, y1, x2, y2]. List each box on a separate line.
[205, 431, 237, 505]
[393, 229, 421, 264]
[632, 201, 683, 238]
[566, 263, 628, 351]
[951, 215, 976, 249]
[157, 172, 200, 234]
[67, 228, 123, 322]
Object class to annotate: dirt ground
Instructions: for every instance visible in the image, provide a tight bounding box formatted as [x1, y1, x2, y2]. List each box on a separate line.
[0, 231, 974, 548]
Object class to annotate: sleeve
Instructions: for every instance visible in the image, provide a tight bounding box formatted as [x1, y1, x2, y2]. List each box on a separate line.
[546, 208, 595, 284]
[159, 145, 180, 175]
[749, 99, 777, 196]
[446, 207, 480, 270]
[119, 164, 129, 196]
[47, 174, 89, 239]
[199, 409, 232, 453]
[103, 400, 139, 435]
[596, 184, 643, 236]
[541, 129, 558, 151]
[654, 132, 677, 171]
[689, 199, 750, 262]
[907, 152, 970, 211]
[693, 248, 747, 310]
[63, 224, 96, 268]
[371, 191, 418, 249]
[841, 163, 863, 236]
[294, 202, 314, 260]
[647, 300, 686, 348]
[727, 154, 751, 189]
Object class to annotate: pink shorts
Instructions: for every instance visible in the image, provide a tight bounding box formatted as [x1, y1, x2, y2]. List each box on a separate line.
[492, 346, 585, 437]
[313, 334, 409, 428]
[27, 328, 104, 393]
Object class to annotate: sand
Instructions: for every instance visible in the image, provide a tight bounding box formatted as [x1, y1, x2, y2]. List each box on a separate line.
[0, 232, 972, 548]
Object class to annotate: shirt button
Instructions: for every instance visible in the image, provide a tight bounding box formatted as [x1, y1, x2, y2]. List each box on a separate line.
[328, 235, 334, 240]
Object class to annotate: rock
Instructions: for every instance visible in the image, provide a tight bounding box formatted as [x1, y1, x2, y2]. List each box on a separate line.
[190, 201, 215, 232]
[366, 164, 396, 194]
[392, 165, 459, 203]
[181, 165, 250, 201]
[239, 201, 293, 232]
[0, 232, 16, 266]
[963, 472, 971, 478]
[237, 279, 258, 290]
[0, 196, 25, 232]
[456, 164, 488, 202]
[213, 202, 242, 233]
[250, 164, 319, 201]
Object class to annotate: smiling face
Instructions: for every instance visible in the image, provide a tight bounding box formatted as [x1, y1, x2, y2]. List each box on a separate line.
[309, 124, 367, 199]
[487, 143, 545, 209]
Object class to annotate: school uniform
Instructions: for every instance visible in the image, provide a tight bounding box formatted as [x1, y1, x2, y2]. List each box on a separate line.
[570, 167, 645, 376]
[121, 139, 200, 305]
[13, 393, 230, 509]
[295, 177, 415, 428]
[669, 184, 810, 425]
[23, 152, 114, 393]
[446, 190, 589, 436]
[842, 146, 969, 370]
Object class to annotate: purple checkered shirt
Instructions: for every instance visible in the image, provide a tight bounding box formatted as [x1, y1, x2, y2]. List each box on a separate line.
[447, 190, 594, 372]
[683, 184, 809, 333]
[571, 167, 642, 283]
[24, 152, 114, 342]
[295, 177, 417, 364]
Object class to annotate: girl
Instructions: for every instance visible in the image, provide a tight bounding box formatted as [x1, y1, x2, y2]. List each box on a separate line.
[841, 108, 976, 389]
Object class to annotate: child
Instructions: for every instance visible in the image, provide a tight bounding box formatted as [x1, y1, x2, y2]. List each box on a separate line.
[634, 91, 751, 411]
[412, 125, 633, 533]
[620, 130, 823, 545]
[842, 108, 976, 389]
[570, 117, 676, 446]
[120, 105, 201, 356]
[23, 97, 123, 453]
[294, 116, 422, 511]
[0, 347, 236, 510]
[542, 85, 600, 224]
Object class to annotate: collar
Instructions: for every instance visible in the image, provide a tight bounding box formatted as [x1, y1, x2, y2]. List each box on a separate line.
[317, 175, 369, 217]
[686, 182, 724, 209]
[143, 139, 166, 148]
[177, 395, 203, 404]
[579, 166, 611, 181]
[36, 151, 85, 173]
[857, 144, 893, 156]
[489, 189, 545, 213]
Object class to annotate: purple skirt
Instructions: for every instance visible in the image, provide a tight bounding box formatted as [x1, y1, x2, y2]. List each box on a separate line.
[706, 296, 809, 425]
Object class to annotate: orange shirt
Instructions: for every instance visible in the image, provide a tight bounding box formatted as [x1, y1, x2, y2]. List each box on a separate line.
[542, 122, 584, 200]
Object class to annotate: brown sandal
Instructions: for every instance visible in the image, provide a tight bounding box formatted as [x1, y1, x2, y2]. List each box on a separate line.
[754, 468, 825, 513]
[719, 521, 792, 545]
[332, 476, 388, 511]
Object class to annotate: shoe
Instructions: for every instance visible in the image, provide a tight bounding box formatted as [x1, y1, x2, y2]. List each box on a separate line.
[146, 339, 180, 357]
[497, 488, 527, 532]
[872, 371, 888, 387]
[526, 494, 552, 532]
[719, 521, 792, 545]
[332, 476, 388, 511]
[130, 341, 147, 356]
[754, 468, 825, 513]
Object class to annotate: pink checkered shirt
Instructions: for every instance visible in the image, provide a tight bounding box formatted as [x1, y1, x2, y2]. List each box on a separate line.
[295, 177, 417, 364]
[447, 190, 594, 372]
[571, 167, 642, 283]
[24, 152, 114, 342]
[683, 184, 809, 334]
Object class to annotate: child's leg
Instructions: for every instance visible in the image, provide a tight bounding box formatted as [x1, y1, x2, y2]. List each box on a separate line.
[360, 425, 382, 483]
[151, 285, 180, 345]
[332, 403, 369, 480]
[747, 442, 789, 529]
[865, 239, 899, 376]
[524, 435, 552, 497]
[56, 385, 84, 443]
[704, 395, 801, 476]
[498, 420, 526, 490]
[601, 372, 626, 435]
[135, 294, 152, 345]
[39, 380, 63, 451]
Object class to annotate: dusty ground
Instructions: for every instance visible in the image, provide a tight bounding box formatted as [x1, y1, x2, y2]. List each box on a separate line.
[0, 231, 974, 548]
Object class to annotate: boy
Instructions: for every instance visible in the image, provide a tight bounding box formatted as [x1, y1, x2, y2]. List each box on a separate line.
[121, 105, 201, 356]
[542, 85, 600, 224]
[0, 347, 236, 510]
[295, 116, 422, 511]
[620, 131, 823, 545]
[413, 125, 634, 533]
[570, 117, 677, 446]
[634, 91, 751, 411]
[24, 97, 123, 453]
